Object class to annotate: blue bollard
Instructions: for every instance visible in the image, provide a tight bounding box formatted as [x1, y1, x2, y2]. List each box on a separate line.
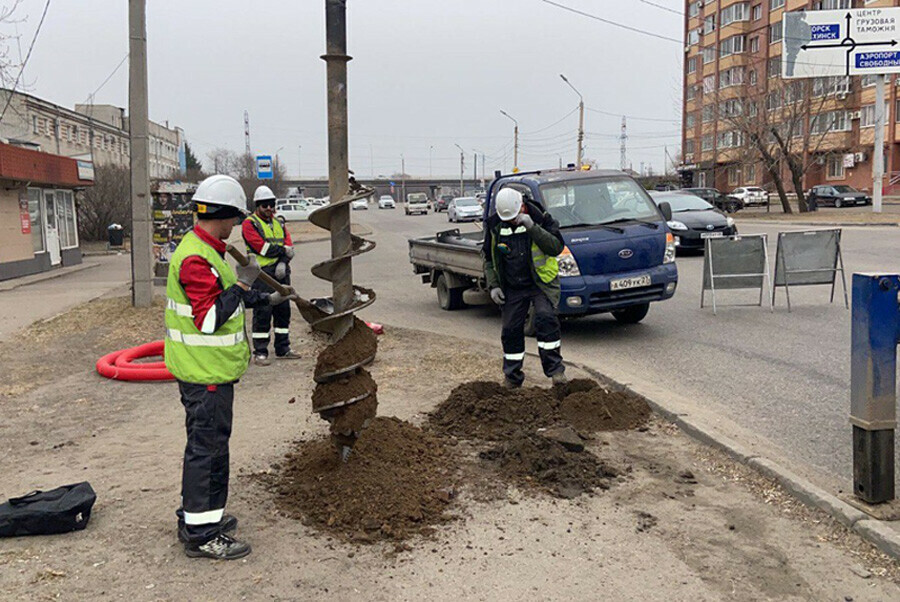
[850, 273, 899, 504]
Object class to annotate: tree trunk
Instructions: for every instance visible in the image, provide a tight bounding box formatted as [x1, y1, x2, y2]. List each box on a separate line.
[788, 158, 808, 213]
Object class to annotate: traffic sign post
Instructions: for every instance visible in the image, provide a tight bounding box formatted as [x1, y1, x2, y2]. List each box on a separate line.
[256, 155, 274, 180]
[783, 8, 900, 214]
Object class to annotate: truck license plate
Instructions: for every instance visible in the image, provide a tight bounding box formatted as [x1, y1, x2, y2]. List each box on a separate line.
[610, 275, 651, 291]
[700, 232, 724, 239]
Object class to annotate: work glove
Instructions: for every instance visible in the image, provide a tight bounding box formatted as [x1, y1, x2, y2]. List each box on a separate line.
[236, 256, 261, 287]
[269, 286, 299, 306]
[283, 246, 295, 260]
[274, 261, 287, 281]
[515, 213, 534, 230]
[490, 287, 506, 306]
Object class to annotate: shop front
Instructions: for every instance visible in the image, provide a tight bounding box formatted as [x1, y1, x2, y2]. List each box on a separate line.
[0, 143, 93, 281]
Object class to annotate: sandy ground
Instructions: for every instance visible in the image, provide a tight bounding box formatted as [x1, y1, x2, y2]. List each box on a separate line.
[1, 295, 899, 601]
[738, 204, 900, 224]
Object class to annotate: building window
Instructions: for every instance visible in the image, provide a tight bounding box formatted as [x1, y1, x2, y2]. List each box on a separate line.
[813, 76, 850, 97]
[769, 21, 783, 44]
[721, 3, 749, 27]
[750, 37, 759, 53]
[816, 1, 850, 9]
[703, 15, 716, 35]
[861, 104, 876, 128]
[728, 166, 740, 186]
[688, 29, 700, 46]
[686, 114, 695, 128]
[719, 35, 746, 58]
[827, 155, 845, 179]
[57, 190, 78, 249]
[685, 139, 695, 155]
[745, 164, 756, 183]
[749, 69, 758, 85]
[752, 4, 762, 20]
[811, 110, 851, 134]
[895, 99, 900, 122]
[861, 74, 877, 88]
[703, 75, 716, 94]
[703, 45, 716, 64]
[768, 57, 780, 78]
[702, 134, 713, 151]
[719, 67, 744, 89]
[770, 0, 785, 10]
[689, 1, 701, 18]
[702, 104, 715, 122]
[27, 188, 44, 253]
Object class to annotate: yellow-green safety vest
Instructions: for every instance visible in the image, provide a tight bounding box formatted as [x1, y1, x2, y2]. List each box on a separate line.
[164, 231, 250, 384]
[245, 214, 286, 267]
[491, 224, 559, 285]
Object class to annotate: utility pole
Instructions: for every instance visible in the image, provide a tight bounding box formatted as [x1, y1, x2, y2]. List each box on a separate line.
[500, 110, 518, 172]
[128, 0, 152, 308]
[473, 152, 477, 184]
[873, 74, 885, 214]
[401, 154, 406, 201]
[560, 74, 584, 168]
[454, 143, 465, 196]
[429, 145, 434, 178]
[298, 145, 302, 178]
[244, 110, 251, 156]
[620, 116, 628, 172]
[323, 0, 353, 341]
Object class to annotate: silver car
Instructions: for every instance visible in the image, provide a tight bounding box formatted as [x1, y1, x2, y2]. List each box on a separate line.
[448, 197, 483, 222]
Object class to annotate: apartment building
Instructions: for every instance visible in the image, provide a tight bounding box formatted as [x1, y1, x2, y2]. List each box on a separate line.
[0, 89, 185, 180]
[681, 0, 900, 194]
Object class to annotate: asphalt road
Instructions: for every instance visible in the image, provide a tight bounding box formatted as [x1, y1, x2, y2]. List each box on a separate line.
[288, 206, 900, 492]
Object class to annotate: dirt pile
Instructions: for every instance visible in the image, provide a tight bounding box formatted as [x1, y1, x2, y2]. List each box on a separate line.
[429, 378, 649, 499]
[479, 433, 620, 499]
[430, 378, 650, 439]
[267, 417, 457, 542]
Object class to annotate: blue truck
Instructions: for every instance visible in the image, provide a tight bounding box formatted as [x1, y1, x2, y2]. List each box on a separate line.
[408, 167, 678, 325]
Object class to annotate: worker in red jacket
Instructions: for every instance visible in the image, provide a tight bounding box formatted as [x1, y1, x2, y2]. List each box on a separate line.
[241, 186, 301, 365]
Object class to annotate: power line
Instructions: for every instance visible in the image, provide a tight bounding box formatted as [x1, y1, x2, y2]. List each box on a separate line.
[521, 105, 579, 135]
[586, 106, 680, 124]
[83, 53, 129, 105]
[0, 0, 51, 122]
[637, 0, 680, 16]
[539, 0, 681, 44]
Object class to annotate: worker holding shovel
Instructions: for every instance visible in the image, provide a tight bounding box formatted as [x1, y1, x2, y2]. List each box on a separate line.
[164, 175, 297, 560]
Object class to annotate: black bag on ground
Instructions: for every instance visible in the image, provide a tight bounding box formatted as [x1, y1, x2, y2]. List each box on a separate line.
[0, 482, 96, 537]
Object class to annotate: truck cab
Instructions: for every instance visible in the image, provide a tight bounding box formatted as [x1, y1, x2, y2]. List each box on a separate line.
[485, 169, 678, 322]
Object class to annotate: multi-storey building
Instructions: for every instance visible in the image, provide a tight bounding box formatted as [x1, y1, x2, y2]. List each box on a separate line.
[0, 89, 185, 180]
[681, 0, 900, 194]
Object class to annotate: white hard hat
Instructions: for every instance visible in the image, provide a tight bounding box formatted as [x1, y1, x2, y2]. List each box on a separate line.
[495, 188, 523, 221]
[253, 185, 277, 204]
[192, 175, 248, 218]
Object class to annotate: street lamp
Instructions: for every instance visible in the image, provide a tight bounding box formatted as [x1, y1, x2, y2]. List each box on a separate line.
[499, 109, 519, 172]
[560, 74, 585, 169]
[429, 145, 434, 178]
[454, 143, 465, 196]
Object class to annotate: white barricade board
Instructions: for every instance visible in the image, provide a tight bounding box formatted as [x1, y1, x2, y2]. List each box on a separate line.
[773, 229, 848, 311]
[701, 235, 772, 315]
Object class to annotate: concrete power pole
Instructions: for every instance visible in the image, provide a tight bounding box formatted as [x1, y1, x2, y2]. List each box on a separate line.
[244, 111, 251, 156]
[454, 143, 465, 195]
[401, 154, 406, 201]
[500, 110, 518, 172]
[559, 74, 584, 168]
[128, 0, 152, 308]
[620, 116, 628, 172]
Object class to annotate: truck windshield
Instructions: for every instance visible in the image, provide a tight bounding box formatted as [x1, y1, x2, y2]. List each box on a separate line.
[408, 194, 427, 202]
[539, 177, 660, 228]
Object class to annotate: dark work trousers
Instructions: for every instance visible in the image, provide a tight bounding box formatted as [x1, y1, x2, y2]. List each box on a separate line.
[177, 381, 234, 545]
[251, 263, 291, 357]
[500, 285, 564, 386]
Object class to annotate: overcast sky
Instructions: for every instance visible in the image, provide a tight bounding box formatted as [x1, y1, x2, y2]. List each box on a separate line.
[10, 0, 683, 178]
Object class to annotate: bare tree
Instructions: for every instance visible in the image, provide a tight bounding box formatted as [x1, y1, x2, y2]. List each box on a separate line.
[77, 164, 130, 241]
[0, 1, 25, 90]
[719, 75, 848, 213]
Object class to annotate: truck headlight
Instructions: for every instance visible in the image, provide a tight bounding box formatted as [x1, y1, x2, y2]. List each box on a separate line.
[667, 220, 688, 231]
[664, 232, 676, 264]
[557, 246, 581, 277]
[726, 217, 735, 227]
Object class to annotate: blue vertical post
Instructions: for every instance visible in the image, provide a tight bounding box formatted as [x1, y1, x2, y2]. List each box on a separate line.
[850, 273, 900, 504]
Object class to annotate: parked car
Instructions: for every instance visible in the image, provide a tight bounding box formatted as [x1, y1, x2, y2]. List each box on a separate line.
[683, 187, 743, 214]
[278, 201, 313, 222]
[406, 192, 429, 215]
[350, 198, 368, 210]
[378, 195, 396, 209]
[311, 197, 329, 207]
[806, 185, 871, 208]
[448, 197, 483, 222]
[730, 186, 769, 207]
[435, 194, 454, 212]
[650, 191, 736, 252]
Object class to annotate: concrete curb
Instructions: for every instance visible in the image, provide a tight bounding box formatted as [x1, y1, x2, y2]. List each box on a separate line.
[561, 357, 900, 560]
[737, 219, 899, 228]
[0, 261, 100, 292]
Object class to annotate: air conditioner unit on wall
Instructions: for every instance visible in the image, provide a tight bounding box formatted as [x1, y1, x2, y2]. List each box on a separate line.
[837, 92, 848, 101]
[816, 156, 826, 165]
[855, 152, 867, 162]
[850, 111, 862, 120]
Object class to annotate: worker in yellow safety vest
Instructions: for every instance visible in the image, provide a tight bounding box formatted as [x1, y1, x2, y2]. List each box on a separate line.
[165, 175, 297, 560]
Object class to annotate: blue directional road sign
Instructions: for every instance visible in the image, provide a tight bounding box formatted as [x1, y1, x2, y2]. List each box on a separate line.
[256, 155, 273, 180]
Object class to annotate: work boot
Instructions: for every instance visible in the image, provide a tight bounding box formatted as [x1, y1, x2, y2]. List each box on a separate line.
[177, 514, 238, 544]
[503, 378, 521, 390]
[276, 349, 302, 360]
[253, 354, 271, 367]
[184, 533, 251, 560]
[551, 371, 568, 386]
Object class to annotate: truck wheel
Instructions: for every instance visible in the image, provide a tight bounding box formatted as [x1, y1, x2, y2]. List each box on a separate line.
[524, 304, 536, 337]
[612, 303, 649, 325]
[436, 273, 465, 310]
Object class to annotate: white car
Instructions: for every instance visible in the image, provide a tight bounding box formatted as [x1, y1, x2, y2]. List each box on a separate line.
[351, 198, 368, 210]
[730, 186, 768, 207]
[448, 197, 482, 222]
[310, 198, 329, 207]
[406, 192, 429, 215]
[277, 202, 313, 222]
[378, 195, 396, 209]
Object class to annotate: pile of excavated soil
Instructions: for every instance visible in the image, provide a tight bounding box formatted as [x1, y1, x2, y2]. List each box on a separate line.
[430, 378, 650, 440]
[479, 433, 621, 499]
[268, 417, 457, 542]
